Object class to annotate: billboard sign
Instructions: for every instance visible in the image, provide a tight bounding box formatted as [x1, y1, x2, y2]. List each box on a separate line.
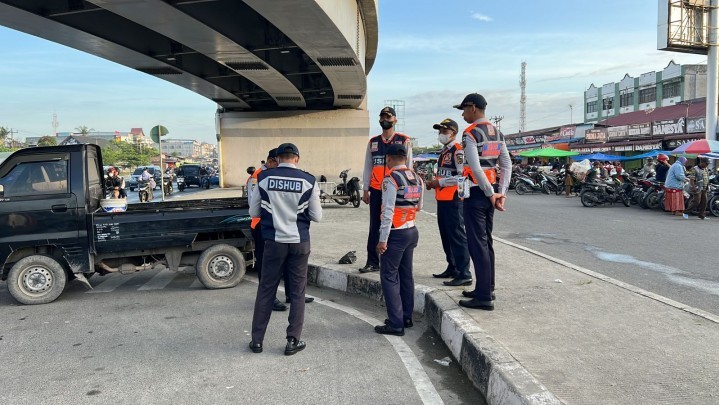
[628, 123, 652, 137]
[585, 128, 608, 143]
[652, 118, 685, 135]
[658, 0, 710, 55]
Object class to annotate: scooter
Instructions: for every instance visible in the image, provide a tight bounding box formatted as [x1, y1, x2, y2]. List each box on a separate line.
[580, 178, 630, 207]
[177, 176, 186, 192]
[163, 176, 174, 196]
[514, 172, 550, 195]
[332, 169, 362, 208]
[138, 180, 154, 203]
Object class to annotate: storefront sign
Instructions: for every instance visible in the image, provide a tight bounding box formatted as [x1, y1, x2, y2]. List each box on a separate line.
[652, 118, 685, 135]
[585, 128, 608, 143]
[607, 125, 629, 140]
[505, 138, 516, 146]
[589, 146, 611, 152]
[614, 145, 634, 152]
[574, 147, 592, 153]
[559, 126, 576, 139]
[634, 142, 662, 151]
[627, 123, 651, 137]
[687, 117, 705, 133]
[665, 137, 701, 149]
[545, 131, 562, 142]
[522, 136, 535, 144]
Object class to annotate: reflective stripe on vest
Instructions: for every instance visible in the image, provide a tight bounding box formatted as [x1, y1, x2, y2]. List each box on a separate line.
[250, 167, 263, 229]
[369, 133, 410, 190]
[387, 168, 420, 229]
[435, 143, 461, 201]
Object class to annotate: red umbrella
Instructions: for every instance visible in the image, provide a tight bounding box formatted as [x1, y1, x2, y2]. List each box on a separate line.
[671, 139, 719, 155]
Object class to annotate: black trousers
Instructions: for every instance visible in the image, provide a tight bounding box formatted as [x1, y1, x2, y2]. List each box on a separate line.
[380, 227, 419, 329]
[365, 187, 382, 267]
[463, 187, 495, 301]
[251, 240, 311, 343]
[437, 199, 471, 279]
[252, 226, 290, 295]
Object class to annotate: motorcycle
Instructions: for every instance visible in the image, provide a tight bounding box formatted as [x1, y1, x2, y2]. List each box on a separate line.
[707, 184, 719, 217]
[138, 180, 154, 203]
[514, 171, 550, 195]
[177, 176, 186, 192]
[580, 178, 630, 207]
[332, 169, 361, 208]
[163, 174, 174, 196]
[641, 180, 664, 210]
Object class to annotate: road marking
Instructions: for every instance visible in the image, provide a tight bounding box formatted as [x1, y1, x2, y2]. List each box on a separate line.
[137, 269, 178, 291]
[87, 274, 132, 293]
[422, 209, 719, 324]
[260, 280, 444, 405]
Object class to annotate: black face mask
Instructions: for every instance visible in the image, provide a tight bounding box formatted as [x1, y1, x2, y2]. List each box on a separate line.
[380, 120, 393, 130]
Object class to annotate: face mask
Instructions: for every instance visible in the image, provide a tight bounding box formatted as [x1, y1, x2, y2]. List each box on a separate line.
[380, 120, 393, 130]
[438, 133, 452, 145]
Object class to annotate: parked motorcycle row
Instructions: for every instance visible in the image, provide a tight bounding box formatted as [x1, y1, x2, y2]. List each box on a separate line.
[510, 166, 719, 217]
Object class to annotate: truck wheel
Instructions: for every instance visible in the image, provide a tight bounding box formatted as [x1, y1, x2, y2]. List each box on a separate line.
[7, 255, 67, 305]
[196, 244, 246, 289]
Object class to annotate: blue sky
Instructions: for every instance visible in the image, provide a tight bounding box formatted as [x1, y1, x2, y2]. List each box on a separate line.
[0, 0, 710, 146]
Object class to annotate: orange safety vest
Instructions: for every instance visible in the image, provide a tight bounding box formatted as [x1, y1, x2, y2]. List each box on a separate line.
[250, 167, 263, 229]
[435, 142, 463, 201]
[367, 133, 411, 190]
[461, 122, 498, 185]
[385, 168, 421, 229]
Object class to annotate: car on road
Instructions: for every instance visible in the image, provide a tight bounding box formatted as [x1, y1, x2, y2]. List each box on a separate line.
[128, 165, 162, 190]
[0, 144, 253, 305]
[176, 164, 204, 188]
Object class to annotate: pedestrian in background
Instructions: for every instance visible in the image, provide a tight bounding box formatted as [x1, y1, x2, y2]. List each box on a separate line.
[563, 163, 574, 198]
[249, 143, 322, 355]
[685, 158, 710, 220]
[359, 106, 412, 274]
[454, 93, 512, 311]
[374, 143, 423, 336]
[425, 119, 472, 287]
[664, 156, 688, 216]
[655, 154, 670, 182]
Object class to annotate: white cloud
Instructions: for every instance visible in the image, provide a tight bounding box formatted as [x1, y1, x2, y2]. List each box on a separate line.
[471, 13, 493, 22]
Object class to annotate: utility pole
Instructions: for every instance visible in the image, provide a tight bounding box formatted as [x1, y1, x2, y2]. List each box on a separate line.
[707, 0, 718, 142]
[519, 61, 527, 133]
[490, 116, 504, 133]
[569, 104, 574, 124]
[8, 128, 18, 147]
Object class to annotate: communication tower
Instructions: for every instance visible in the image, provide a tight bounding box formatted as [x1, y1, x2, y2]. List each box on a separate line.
[519, 62, 527, 133]
[52, 112, 59, 137]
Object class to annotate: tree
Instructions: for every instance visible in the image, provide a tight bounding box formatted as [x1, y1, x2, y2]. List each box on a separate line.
[0, 126, 8, 146]
[101, 140, 158, 167]
[37, 136, 57, 147]
[75, 126, 94, 136]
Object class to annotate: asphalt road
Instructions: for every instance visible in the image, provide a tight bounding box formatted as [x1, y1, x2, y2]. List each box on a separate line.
[422, 191, 719, 317]
[0, 270, 484, 404]
[124, 183, 209, 204]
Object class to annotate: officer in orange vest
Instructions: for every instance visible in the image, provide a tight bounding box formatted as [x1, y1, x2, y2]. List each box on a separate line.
[360, 106, 413, 273]
[454, 93, 512, 311]
[374, 143, 423, 336]
[424, 119, 472, 287]
[249, 149, 287, 312]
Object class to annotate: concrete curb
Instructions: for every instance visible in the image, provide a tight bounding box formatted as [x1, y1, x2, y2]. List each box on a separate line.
[307, 264, 561, 405]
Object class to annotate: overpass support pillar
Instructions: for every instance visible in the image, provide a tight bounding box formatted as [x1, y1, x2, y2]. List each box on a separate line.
[217, 108, 369, 188]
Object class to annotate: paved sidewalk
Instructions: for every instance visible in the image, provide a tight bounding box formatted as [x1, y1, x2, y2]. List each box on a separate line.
[181, 188, 719, 404]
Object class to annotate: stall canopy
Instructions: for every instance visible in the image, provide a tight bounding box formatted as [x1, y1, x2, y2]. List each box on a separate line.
[619, 150, 673, 161]
[571, 153, 628, 161]
[670, 139, 719, 155]
[700, 152, 719, 159]
[518, 147, 579, 157]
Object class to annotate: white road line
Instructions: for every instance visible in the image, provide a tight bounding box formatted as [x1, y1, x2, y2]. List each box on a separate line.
[87, 275, 132, 293]
[137, 269, 178, 291]
[257, 280, 444, 405]
[421, 209, 719, 324]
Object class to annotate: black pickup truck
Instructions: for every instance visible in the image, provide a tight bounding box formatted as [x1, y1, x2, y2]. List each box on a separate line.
[0, 144, 253, 305]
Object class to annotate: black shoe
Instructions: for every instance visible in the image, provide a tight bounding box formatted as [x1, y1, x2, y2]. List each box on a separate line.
[432, 270, 455, 278]
[285, 297, 315, 303]
[459, 299, 494, 310]
[272, 298, 288, 311]
[374, 324, 404, 336]
[384, 318, 413, 328]
[444, 278, 473, 286]
[462, 291, 496, 300]
[284, 337, 306, 356]
[359, 264, 379, 273]
[249, 341, 263, 353]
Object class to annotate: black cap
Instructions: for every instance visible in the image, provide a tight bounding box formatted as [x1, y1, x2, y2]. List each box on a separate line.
[267, 148, 278, 159]
[379, 106, 396, 117]
[453, 93, 487, 110]
[386, 143, 407, 157]
[277, 143, 300, 156]
[432, 118, 459, 133]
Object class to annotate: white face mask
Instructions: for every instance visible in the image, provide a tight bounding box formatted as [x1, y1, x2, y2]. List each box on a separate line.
[438, 133, 452, 145]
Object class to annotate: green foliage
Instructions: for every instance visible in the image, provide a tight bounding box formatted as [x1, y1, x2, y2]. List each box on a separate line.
[101, 141, 159, 167]
[37, 136, 57, 147]
[0, 126, 8, 142]
[75, 125, 94, 136]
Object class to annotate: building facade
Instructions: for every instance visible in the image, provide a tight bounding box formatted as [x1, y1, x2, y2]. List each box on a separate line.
[160, 139, 201, 158]
[584, 61, 707, 124]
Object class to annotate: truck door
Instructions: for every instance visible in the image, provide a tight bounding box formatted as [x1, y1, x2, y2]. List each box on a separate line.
[0, 153, 79, 251]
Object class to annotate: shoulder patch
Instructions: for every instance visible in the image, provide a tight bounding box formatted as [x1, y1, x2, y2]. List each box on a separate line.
[371, 141, 379, 152]
[405, 171, 415, 180]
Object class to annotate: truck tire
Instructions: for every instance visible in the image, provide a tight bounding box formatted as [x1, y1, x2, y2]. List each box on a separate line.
[7, 255, 67, 305]
[196, 244, 245, 289]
